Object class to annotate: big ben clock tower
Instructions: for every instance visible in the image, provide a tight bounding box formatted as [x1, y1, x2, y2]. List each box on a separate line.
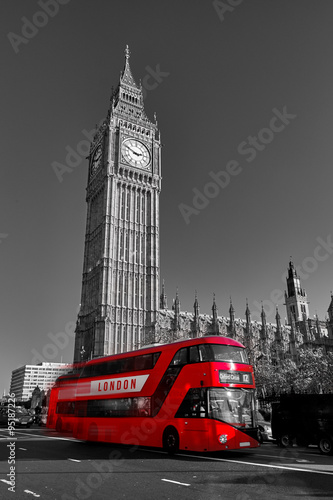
[74, 46, 161, 362]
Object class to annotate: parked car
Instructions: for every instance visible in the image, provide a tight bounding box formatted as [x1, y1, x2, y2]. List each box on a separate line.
[0, 407, 33, 427]
[271, 394, 333, 455]
[256, 411, 273, 443]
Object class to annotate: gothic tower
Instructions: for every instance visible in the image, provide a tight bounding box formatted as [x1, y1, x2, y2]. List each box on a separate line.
[74, 46, 161, 362]
[284, 260, 309, 325]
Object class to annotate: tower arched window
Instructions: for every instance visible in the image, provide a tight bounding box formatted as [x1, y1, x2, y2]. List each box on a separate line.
[136, 234, 140, 264]
[140, 278, 144, 308]
[124, 231, 129, 261]
[141, 194, 145, 224]
[136, 192, 140, 223]
[119, 230, 124, 259]
[124, 274, 128, 305]
[126, 189, 131, 220]
[135, 276, 139, 308]
[118, 272, 122, 306]
[121, 187, 126, 219]
[140, 235, 144, 265]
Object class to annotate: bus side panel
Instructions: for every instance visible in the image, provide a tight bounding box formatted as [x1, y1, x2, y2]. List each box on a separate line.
[178, 418, 211, 452]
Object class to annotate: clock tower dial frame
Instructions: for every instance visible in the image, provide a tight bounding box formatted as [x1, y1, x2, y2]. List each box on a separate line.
[121, 138, 151, 170]
[90, 143, 103, 176]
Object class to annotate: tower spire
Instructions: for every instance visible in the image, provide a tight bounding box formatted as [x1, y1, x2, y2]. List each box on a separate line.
[245, 299, 251, 323]
[229, 297, 235, 338]
[285, 258, 309, 325]
[212, 293, 218, 334]
[125, 44, 130, 60]
[160, 279, 168, 310]
[193, 290, 200, 337]
[174, 288, 180, 332]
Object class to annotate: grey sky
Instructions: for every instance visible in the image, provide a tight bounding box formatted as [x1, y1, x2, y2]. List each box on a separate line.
[1, 0, 333, 392]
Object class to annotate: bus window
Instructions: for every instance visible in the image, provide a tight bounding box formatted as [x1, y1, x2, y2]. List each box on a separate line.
[134, 353, 153, 371]
[189, 346, 200, 363]
[176, 388, 207, 418]
[199, 344, 213, 361]
[211, 345, 249, 364]
[198, 344, 249, 364]
[208, 388, 255, 428]
[170, 348, 188, 366]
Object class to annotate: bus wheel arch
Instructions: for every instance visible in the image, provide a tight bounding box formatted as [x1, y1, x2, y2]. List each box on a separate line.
[163, 426, 179, 454]
[319, 435, 333, 455]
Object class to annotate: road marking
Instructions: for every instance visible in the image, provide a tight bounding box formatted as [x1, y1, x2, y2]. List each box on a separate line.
[19, 447, 27, 450]
[68, 458, 81, 462]
[177, 452, 333, 476]
[254, 452, 308, 461]
[24, 490, 40, 497]
[12, 430, 79, 442]
[1, 479, 12, 485]
[161, 479, 190, 486]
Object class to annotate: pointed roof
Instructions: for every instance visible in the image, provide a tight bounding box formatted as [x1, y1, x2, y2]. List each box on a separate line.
[194, 290, 199, 308]
[328, 292, 333, 314]
[120, 45, 139, 89]
[275, 305, 282, 332]
[160, 279, 168, 310]
[175, 287, 179, 302]
[212, 293, 217, 316]
[275, 305, 281, 320]
[229, 297, 234, 314]
[288, 257, 298, 278]
[245, 299, 251, 319]
[261, 303, 266, 321]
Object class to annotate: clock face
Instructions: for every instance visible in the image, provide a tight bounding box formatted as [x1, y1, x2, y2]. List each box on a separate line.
[91, 145, 102, 174]
[121, 139, 150, 169]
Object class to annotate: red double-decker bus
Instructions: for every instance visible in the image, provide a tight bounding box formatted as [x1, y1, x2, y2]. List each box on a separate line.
[47, 372, 80, 433]
[47, 336, 260, 453]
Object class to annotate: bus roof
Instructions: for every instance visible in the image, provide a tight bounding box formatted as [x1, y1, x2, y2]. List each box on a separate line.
[83, 335, 246, 367]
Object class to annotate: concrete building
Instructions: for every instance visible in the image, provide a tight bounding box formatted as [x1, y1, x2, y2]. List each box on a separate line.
[10, 363, 69, 401]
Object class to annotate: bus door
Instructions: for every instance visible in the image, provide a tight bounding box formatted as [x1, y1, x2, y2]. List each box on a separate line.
[175, 388, 209, 451]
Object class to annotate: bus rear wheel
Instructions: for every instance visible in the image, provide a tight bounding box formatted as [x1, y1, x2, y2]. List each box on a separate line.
[319, 435, 333, 455]
[163, 427, 179, 455]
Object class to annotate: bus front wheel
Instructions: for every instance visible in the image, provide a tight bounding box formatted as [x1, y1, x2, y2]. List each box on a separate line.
[163, 427, 179, 455]
[319, 435, 333, 455]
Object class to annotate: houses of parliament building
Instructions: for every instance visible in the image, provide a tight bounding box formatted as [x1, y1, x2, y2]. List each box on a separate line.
[73, 47, 333, 364]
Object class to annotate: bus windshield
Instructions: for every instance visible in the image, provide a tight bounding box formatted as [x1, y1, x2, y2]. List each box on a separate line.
[199, 344, 249, 364]
[208, 388, 255, 428]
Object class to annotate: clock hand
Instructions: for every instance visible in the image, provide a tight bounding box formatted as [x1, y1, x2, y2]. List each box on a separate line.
[128, 147, 142, 157]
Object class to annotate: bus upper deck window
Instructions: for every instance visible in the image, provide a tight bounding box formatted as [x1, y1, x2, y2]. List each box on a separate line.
[199, 344, 213, 362]
[189, 346, 200, 363]
[171, 347, 188, 366]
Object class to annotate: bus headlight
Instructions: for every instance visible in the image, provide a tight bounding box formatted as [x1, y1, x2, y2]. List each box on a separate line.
[218, 434, 228, 444]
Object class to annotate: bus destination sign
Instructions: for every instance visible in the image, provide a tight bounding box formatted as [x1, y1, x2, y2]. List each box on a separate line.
[219, 371, 253, 385]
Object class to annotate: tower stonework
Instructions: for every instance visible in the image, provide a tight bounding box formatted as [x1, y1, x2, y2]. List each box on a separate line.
[74, 47, 161, 362]
[285, 260, 310, 325]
